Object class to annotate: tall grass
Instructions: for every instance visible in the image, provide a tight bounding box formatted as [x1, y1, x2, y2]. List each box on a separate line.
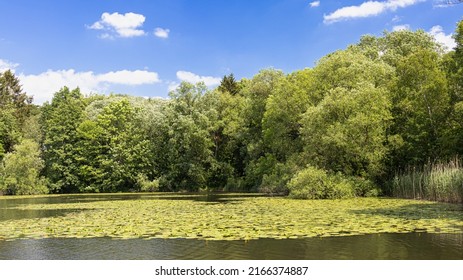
[392, 158, 463, 203]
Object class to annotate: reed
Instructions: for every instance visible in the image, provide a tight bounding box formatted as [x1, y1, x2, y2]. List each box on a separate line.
[392, 158, 463, 203]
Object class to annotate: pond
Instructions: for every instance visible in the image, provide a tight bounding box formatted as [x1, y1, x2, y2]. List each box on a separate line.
[0, 193, 462, 259]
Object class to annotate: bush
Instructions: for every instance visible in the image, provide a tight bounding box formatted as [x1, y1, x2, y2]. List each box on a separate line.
[136, 174, 160, 192]
[287, 166, 354, 199]
[287, 166, 380, 199]
[344, 176, 381, 197]
[259, 160, 299, 195]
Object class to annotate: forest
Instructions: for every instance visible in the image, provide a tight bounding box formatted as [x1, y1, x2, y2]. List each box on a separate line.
[1, 19, 463, 203]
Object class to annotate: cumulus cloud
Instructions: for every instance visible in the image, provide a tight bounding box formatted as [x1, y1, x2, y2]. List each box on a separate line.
[176, 71, 221, 87]
[429, 25, 456, 51]
[154, 28, 170, 38]
[392, 24, 410, 31]
[99, 70, 160, 85]
[309, 1, 320, 8]
[0, 59, 19, 73]
[89, 12, 146, 38]
[324, 0, 424, 24]
[18, 69, 160, 104]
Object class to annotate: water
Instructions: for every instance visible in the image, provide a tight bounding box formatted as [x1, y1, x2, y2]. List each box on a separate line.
[0, 194, 462, 260]
[0, 233, 462, 260]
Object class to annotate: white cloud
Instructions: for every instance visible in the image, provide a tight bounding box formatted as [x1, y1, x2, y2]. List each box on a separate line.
[324, 0, 424, 24]
[176, 71, 221, 87]
[154, 28, 170, 39]
[391, 15, 402, 23]
[310, 1, 320, 8]
[429, 25, 456, 51]
[89, 12, 146, 38]
[98, 70, 160, 85]
[0, 59, 19, 73]
[392, 24, 410, 31]
[19, 69, 161, 104]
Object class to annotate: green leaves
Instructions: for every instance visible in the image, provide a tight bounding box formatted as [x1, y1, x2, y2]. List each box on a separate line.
[301, 50, 392, 179]
[76, 98, 153, 193]
[42, 87, 86, 193]
[0, 139, 48, 195]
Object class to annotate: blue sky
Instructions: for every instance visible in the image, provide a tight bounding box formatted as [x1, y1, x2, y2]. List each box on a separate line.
[0, 0, 462, 104]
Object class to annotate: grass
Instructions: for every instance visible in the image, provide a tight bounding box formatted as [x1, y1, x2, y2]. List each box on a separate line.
[1, 194, 462, 241]
[392, 158, 463, 204]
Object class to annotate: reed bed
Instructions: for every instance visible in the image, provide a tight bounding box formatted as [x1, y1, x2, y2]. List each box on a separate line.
[392, 158, 463, 204]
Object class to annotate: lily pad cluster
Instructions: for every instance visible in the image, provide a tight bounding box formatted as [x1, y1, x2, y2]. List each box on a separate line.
[0, 195, 462, 241]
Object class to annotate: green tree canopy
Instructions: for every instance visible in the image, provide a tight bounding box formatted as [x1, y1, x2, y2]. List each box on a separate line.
[41, 87, 86, 192]
[0, 139, 48, 195]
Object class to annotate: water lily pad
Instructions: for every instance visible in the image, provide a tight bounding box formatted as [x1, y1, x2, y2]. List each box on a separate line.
[1, 195, 463, 241]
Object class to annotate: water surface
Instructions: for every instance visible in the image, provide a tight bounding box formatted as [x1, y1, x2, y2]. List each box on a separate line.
[0, 233, 461, 259]
[0, 193, 462, 259]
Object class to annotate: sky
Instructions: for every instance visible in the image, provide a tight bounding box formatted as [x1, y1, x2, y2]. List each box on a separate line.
[0, 0, 462, 104]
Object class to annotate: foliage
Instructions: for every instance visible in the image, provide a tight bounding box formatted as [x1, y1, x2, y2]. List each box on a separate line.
[218, 73, 240, 95]
[262, 69, 313, 162]
[159, 82, 216, 191]
[389, 48, 449, 165]
[136, 174, 160, 192]
[0, 107, 19, 160]
[0, 139, 48, 195]
[356, 29, 452, 171]
[0, 70, 34, 160]
[240, 69, 285, 189]
[259, 157, 300, 195]
[287, 166, 354, 199]
[302, 83, 392, 178]
[0, 70, 33, 126]
[76, 98, 153, 192]
[41, 87, 86, 193]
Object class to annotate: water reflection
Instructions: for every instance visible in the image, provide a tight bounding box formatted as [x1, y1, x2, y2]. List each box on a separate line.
[0, 233, 461, 260]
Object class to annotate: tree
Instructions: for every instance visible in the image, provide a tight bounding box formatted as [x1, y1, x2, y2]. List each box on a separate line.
[159, 82, 216, 191]
[441, 19, 463, 156]
[390, 48, 449, 165]
[302, 84, 392, 178]
[76, 98, 152, 192]
[0, 107, 19, 160]
[41, 87, 86, 193]
[300, 49, 393, 179]
[263, 68, 314, 162]
[356, 30, 442, 68]
[0, 70, 33, 159]
[218, 74, 240, 96]
[0, 139, 48, 195]
[239, 69, 285, 189]
[356, 29, 452, 170]
[0, 70, 33, 126]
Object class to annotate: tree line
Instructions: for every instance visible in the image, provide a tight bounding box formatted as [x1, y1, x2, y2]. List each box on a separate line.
[1, 20, 463, 198]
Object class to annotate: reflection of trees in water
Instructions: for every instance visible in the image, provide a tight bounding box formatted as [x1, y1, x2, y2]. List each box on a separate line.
[0, 234, 462, 259]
